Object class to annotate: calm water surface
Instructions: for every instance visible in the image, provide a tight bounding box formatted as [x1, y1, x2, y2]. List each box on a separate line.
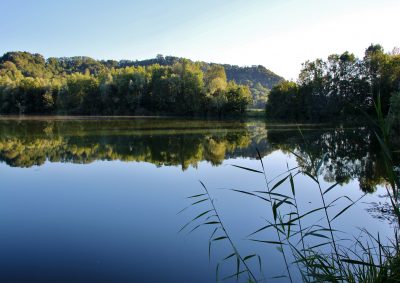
[0, 117, 394, 282]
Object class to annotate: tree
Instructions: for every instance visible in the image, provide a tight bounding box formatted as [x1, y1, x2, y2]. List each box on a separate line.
[57, 73, 99, 114]
[266, 45, 398, 121]
[225, 82, 252, 114]
[204, 65, 227, 95]
[266, 81, 299, 119]
[0, 51, 253, 116]
[173, 60, 205, 114]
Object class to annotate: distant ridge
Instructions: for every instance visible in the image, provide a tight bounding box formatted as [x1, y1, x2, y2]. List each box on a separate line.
[119, 55, 283, 88]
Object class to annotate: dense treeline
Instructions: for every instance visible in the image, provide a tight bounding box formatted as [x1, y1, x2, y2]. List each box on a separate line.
[266, 44, 400, 123]
[0, 52, 255, 116]
[113, 55, 284, 108]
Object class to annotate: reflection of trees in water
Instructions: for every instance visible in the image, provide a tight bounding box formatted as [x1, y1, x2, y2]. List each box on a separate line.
[267, 126, 391, 192]
[0, 120, 395, 191]
[366, 194, 399, 225]
[0, 120, 252, 170]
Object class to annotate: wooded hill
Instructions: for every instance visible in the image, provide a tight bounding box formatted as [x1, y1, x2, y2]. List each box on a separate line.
[0, 52, 283, 109]
[121, 55, 284, 108]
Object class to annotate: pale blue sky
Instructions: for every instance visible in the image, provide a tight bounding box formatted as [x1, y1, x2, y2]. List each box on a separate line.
[1, 0, 399, 79]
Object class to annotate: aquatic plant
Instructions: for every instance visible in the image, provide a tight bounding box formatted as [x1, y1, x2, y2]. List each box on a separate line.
[181, 100, 399, 282]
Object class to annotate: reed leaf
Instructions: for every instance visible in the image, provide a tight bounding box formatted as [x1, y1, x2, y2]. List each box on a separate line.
[230, 164, 264, 174]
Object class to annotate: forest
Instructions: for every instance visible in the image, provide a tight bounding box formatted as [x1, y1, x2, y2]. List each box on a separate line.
[114, 55, 283, 108]
[0, 52, 282, 116]
[266, 44, 400, 126]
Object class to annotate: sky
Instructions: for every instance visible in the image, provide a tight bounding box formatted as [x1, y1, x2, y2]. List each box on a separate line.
[1, 0, 399, 79]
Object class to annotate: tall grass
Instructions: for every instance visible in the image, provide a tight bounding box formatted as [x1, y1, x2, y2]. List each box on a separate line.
[180, 98, 399, 282]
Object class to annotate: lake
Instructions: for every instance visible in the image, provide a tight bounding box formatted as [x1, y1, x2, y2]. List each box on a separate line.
[0, 117, 394, 282]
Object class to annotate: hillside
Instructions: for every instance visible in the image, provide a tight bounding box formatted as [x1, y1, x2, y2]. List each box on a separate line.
[120, 55, 284, 108]
[0, 52, 283, 108]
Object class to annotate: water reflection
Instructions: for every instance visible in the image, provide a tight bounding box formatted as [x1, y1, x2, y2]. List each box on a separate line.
[0, 117, 397, 283]
[0, 118, 394, 191]
[267, 126, 388, 192]
[0, 119, 253, 169]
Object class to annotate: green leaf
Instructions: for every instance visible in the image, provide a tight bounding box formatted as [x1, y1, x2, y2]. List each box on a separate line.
[199, 180, 208, 191]
[341, 259, 380, 267]
[302, 171, 319, 184]
[204, 221, 220, 225]
[190, 198, 209, 205]
[216, 262, 220, 282]
[285, 207, 325, 225]
[243, 254, 256, 261]
[179, 209, 213, 232]
[209, 227, 219, 241]
[289, 173, 295, 196]
[269, 275, 287, 279]
[256, 147, 265, 172]
[223, 270, 247, 281]
[323, 182, 339, 195]
[205, 214, 217, 221]
[331, 202, 355, 221]
[236, 256, 240, 281]
[328, 195, 353, 208]
[247, 224, 274, 237]
[288, 149, 307, 163]
[230, 164, 263, 174]
[305, 241, 332, 250]
[208, 241, 212, 262]
[273, 197, 294, 206]
[230, 189, 271, 202]
[223, 252, 236, 261]
[187, 193, 207, 199]
[304, 232, 330, 239]
[176, 206, 189, 214]
[271, 175, 289, 192]
[257, 255, 262, 272]
[213, 236, 228, 241]
[189, 221, 219, 233]
[255, 191, 294, 200]
[189, 224, 202, 233]
[250, 239, 286, 245]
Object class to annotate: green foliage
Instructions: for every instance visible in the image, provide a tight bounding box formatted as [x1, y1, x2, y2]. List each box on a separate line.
[0, 52, 259, 116]
[224, 64, 283, 109]
[224, 64, 282, 89]
[204, 65, 227, 95]
[250, 83, 270, 108]
[266, 81, 299, 119]
[0, 52, 49, 78]
[225, 83, 252, 114]
[57, 73, 99, 114]
[388, 92, 400, 144]
[119, 56, 283, 109]
[266, 44, 400, 121]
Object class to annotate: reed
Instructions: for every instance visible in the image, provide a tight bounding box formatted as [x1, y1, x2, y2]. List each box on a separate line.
[180, 97, 399, 282]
